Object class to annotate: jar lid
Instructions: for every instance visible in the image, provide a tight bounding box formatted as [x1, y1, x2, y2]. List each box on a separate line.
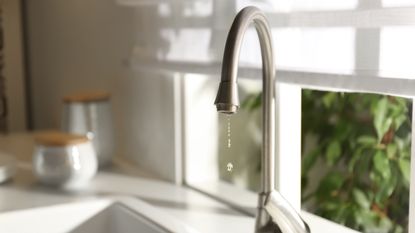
[0, 153, 16, 183]
[62, 90, 110, 103]
[34, 131, 89, 147]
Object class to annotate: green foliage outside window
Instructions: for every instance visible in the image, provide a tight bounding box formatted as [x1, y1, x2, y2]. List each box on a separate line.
[242, 90, 411, 233]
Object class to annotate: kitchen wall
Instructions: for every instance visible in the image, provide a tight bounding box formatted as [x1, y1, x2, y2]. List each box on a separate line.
[25, 0, 135, 129]
[24, 0, 180, 182]
[3, 0, 26, 132]
[24, 0, 273, 183]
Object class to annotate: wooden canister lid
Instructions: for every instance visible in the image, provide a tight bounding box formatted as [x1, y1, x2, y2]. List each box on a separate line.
[34, 131, 89, 147]
[62, 90, 110, 103]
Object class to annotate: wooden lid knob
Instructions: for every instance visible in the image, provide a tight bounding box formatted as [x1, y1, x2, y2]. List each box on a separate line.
[63, 90, 110, 103]
[34, 131, 89, 147]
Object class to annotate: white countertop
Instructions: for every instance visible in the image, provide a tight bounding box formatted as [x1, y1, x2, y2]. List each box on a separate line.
[0, 133, 254, 233]
[0, 133, 359, 233]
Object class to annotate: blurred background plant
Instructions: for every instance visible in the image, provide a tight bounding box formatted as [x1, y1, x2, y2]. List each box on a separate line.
[241, 90, 411, 233]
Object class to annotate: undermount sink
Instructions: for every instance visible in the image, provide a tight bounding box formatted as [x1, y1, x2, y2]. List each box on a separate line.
[0, 197, 198, 233]
[70, 202, 169, 233]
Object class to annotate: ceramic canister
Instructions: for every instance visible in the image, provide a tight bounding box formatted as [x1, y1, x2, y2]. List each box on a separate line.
[33, 131, 98, 188]
[62, 90, 115, 167]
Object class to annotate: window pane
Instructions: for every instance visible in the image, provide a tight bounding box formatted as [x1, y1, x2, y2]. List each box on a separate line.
[272, 28, 356, 72]
[237, 28, 357, 73]
[382, 0, 415, 7]
[218, 79, 262, 192]
[380, 27, 415, 79]
[183, 75, 262, 189]
[302, 90, 411, 233]
[271, 0, 358, 12]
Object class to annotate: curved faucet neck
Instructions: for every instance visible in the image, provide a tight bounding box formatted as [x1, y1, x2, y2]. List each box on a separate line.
[220, 6, 275, 194]
[215, 6, 310, 233]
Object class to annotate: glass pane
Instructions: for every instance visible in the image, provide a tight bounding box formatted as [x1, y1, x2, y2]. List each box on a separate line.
[301, 90, 411, 233]
[271, 28, 356, 72]
[271, 0, 358, 12]
[382, 0, 415, 7]
[239, 28, 357, 72]
[380, 27, 415, 79]
[218, 79, 262, 192]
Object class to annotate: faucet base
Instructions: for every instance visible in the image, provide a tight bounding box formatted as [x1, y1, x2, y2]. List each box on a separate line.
[256, 221, 282, 233]
[255, 192, 282, 233]
[255, 210, 282, 233]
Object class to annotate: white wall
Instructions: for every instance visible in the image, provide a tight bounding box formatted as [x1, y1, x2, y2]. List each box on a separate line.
[26, 0, 135, 129]
[25, 0, 180, 182]
[24, 0, 283, 183]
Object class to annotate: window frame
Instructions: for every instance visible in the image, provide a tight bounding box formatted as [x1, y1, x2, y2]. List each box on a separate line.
[180, 71, 414, 233]
[133, 60, 415, 233]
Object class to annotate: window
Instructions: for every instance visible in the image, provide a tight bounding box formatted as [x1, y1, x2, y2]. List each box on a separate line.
[127, 0, 415, 232]
[180, 1, 415, 233]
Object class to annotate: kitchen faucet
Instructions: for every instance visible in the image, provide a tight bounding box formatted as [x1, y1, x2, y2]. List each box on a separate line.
[214, 6, 311, 233]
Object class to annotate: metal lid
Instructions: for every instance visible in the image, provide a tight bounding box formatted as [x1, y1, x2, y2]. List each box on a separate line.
[0, 153, 16, 184]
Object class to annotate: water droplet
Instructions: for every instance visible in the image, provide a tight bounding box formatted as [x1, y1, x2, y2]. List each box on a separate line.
[227, 162, 233, 172]
[227, 115, 231, 148]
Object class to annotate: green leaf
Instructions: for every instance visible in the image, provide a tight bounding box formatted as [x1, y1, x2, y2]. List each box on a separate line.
[334, 121, 353, 141]
[370, 170, 382, 187]
[374, 165, 398, 206]
[322, 92, 337, 108]
[394, 137, 408, 155]
[357, 136, 377, 147]
[354, 209, 378, 230]
[326, 140, 341, 165]
[321, 201, 340, 211]
[393, 225, 404, 233]
[373, 98, 388, 140]
[316, 172, 344, 200]
[386, 144, 397, 159]
[241, 93, 261, 111]
[398, 159, 411, 184]
[383, 117, 393, 134]
[331, 203, 352, 224]
[376, 173, 398, 205]
[348, 146, 363, 172]
[373, 150, 391, 180]
[241, 93, 254, 109]
[352, 188, 371, 209]
[394, 114, 407, 130]
[379, 216, 394, 232]
[357, 150, 373, 179]
[250, 93, 262, 111]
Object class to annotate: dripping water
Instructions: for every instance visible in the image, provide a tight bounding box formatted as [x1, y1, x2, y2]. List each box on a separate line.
[227, 115, 231, 148]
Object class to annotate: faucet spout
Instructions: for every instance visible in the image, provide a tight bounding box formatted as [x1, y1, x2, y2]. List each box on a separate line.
[214, 6, 310, 233]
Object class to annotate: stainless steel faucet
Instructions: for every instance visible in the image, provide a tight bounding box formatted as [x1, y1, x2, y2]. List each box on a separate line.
[214, 6, 311, 233]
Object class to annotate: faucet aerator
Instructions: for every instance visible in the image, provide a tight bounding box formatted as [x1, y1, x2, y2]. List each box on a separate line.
[215, 103, 239, 114]
[214, 81, 240, 114]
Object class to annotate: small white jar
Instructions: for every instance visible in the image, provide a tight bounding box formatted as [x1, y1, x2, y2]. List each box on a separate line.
[33, 131, 98, 189]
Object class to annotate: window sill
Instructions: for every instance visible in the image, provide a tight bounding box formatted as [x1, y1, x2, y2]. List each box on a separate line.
[188, 180, 360, 233]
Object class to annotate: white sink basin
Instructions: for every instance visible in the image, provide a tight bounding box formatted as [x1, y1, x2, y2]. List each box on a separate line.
[70, 202, 169, 233]
[0, 197, 199, 233]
